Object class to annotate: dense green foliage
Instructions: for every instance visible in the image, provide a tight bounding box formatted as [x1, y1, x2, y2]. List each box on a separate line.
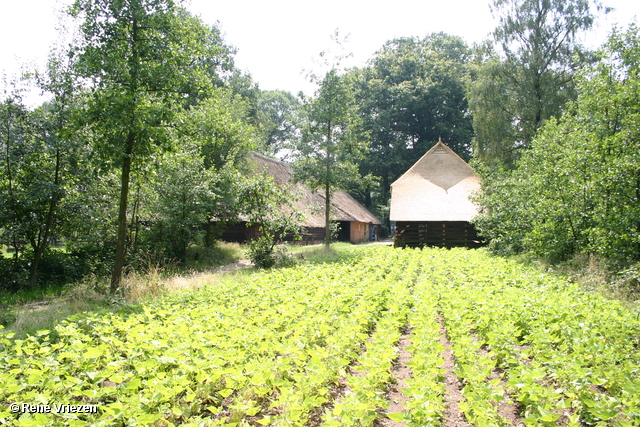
[255, 90, 301, 159]
[0, 1, 299, 293]
[469, 0, 603, 168]
[1, 247, 638, 425]
[346, 33, 474, 222]
[474, 24, 640, 268]
[69, 0, 227, 291]
[243, 175, 304, 269]
[0, 59, 84, 290]
[468, 0, 605, 169]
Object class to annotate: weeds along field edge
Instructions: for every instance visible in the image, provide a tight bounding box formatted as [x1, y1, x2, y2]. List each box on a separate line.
[0, 246, 639, 427]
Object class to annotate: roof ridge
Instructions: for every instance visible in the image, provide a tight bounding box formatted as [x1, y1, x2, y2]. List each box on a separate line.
[392, 140, 472, 186]
[389, 140, 480, 222]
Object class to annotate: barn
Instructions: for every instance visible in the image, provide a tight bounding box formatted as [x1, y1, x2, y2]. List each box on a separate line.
[390, 139, 483, 248]
[219, 153, 382, 245]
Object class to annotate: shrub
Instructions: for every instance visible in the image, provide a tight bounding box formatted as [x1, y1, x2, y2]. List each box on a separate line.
[248, 237, 298, 269]
[248, 236, 276, 269]
[183, 242, 244, 271]
[0, 249, 88, 292]
[0, 308, 16, 327]
[271, 246, 299, 269]
[0, 257, 28, 293]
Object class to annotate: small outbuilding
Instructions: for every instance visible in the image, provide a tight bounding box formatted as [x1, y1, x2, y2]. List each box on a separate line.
[390, 139, 483, 248]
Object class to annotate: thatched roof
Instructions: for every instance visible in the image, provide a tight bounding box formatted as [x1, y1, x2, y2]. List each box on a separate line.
[249, 153, 382, 227]
[390, 140, 480, 222]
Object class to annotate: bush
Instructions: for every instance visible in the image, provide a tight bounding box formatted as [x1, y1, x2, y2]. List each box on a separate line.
[0, 257, 28, 293]
[271, 246, 299, 269]
[0, 308, 16, 327]
[248, 236, 276, 269]
[248, 237, 298, 269]
[0, 249, 88, 292]
[37, 249, 86, 286]
[68, 244, 114, 278]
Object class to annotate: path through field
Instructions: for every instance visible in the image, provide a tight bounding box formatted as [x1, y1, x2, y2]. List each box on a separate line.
[1, 246, 639, 426]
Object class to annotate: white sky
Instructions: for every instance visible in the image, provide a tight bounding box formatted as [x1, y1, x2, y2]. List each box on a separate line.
[1, 0, 638, 105]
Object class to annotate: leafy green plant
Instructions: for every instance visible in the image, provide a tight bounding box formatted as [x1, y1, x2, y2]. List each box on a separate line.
[248, 236, 278, 269]
[474, 24, 640, 271]
[1, 246, 638, 426]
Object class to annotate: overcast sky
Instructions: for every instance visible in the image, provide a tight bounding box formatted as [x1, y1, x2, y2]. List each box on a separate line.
[1, 0, 638, 105]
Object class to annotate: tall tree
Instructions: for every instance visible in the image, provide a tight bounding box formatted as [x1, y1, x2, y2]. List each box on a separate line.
[473, 24, 640, 265]
[69, 0, 217, 292]
[0, 75, 81, 288]
[23, 48, 81, 285]
[469, 0, 608, 168]
[0, 84, 31, 269]
[349, 33, 473, 221]
[256, 89, 301, 158]
[294, 67, 367, 248]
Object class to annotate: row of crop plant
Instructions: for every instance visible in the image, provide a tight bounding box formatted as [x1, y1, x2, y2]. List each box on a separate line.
[1, 252, 399, 426]
[417, 249, 640, 426]
[320, 249, 421, 425]
[1, 246, 639, 426]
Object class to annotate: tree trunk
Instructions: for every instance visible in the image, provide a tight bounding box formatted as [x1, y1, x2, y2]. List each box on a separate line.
[364, 186, 372, 210]
[11, 236, 19, 266]
[382, 173, 391, 229]
[324, 182, 331, 248]
[204, 218, 214, 248]
[110, 143, 133, 294]
[4, 116, 19, 267]
[129, 184, 140, 254]
[111, 16, 139, 294]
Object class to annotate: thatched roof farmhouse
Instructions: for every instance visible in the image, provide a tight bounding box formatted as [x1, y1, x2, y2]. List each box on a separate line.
[390, 139, 482, 248]
[219, 153, 382, 244]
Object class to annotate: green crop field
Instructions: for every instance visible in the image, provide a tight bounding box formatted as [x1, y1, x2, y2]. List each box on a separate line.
[1, 247, 639, 426]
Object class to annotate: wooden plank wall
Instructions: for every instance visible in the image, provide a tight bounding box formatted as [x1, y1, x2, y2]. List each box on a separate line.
[394, 221, 484, 248]
[218, 223, 252, 243]
[217, 222, 326, 246]
[298, 227, 325, 245]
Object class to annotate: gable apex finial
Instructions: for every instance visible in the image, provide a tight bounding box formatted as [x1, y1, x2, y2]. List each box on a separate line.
[438, 136, 443, 144]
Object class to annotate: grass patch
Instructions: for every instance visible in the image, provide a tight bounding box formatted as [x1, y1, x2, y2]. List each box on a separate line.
[0, 284, 66, 308]
[164, 261, 255, 294]
[7, 279, 113, 339]
[1, 242, 247, 338]
[182, 242, 246, 272]
[5, 272, 165, 339]
[287, 241, 353, 254]
[294, 243, 360, 265]
[287, 241, 391, 265]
